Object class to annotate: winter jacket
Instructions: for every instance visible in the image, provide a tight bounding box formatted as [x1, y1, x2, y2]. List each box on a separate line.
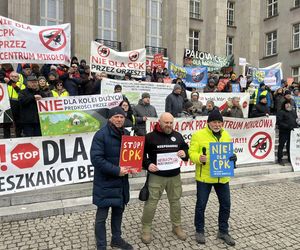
[250, 102, 270, 118]
[90, 123, 130, 208]
[143, 123, 189, 177]
[221, 106, 244, 118]
[133, 99, 157, 135]
[189, 126, 231, 184]
[276, 109, 298, 132]
[165, 92, 184, 117]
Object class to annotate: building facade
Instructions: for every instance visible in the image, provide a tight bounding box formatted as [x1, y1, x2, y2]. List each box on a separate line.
[0, 0, 298, 81]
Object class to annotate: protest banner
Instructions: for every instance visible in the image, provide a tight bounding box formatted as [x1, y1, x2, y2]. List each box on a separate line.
[196, 92, 250, 118]
[184, 49, 234, 71]
[37, 93, 123, 136]
[294, 96, 300, 118]
[153, 53, 165, 69]
[156, 152, 180, 171]
[146, 55, 168, 69]
[0, 133, 95, 196]
[0, 83, 12, 123]
[290, 128, 300, 172]
[90, 41, 146, 78]
[169, 62, 208, 88]
[239, 57, 247, 66]
[247, 62, 283, 91]
[0, 15, 70, 65]
[146, 116, 276, 171]
[101, 78, 173, 115]
[119, 135, 145, 173]
[210, 142, 234, 177]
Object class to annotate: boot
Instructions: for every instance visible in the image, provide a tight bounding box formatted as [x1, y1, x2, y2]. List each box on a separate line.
[172, 226, 187, 241]
[110, 237, 133, 250]
[217, 231, 235, 246]
[141, 231, 152, 244]
[195, 232, 205, 244]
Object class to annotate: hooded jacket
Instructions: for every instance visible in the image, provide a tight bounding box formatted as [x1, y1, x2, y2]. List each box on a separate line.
[189, 126, 231, 184]
[165, 91, 184, 117]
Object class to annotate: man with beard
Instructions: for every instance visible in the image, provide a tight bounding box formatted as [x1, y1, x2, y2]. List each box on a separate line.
[189, 109, 236, 246]
[141, 112, 189, 244]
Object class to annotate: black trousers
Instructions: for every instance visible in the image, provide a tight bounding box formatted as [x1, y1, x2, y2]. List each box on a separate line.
[277, 130, 291, 162]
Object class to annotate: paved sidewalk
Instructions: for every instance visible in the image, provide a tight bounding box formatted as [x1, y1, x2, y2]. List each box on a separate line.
[1, 182, 300, 250]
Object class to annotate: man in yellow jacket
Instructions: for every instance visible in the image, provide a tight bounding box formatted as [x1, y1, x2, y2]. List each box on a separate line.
[189, 109, 236, 246]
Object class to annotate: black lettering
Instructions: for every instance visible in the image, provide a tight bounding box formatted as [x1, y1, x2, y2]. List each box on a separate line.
[16, 174, 25, 189]
[78, 166, 87, 179]
[87, 164, 94, 178]
[57, 168, 65, 182]
[25, 173, 35, 188]
[43, 140, 59, 165]
[46, 168, 56, 184]
[65, 167, 73, 181]
[6, 176, 15, 191]
[60, 139, 74, 162]
[73, 137, 88, 161]
[0, 177, 5, 192]
[36, 172, 46, 186]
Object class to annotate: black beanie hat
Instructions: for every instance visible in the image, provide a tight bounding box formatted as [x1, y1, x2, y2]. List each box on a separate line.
[108, 106, 126, 119]
[207, 109, 223, 123]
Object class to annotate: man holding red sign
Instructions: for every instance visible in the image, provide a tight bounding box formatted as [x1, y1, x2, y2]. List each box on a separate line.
[141, 112, 189, 244]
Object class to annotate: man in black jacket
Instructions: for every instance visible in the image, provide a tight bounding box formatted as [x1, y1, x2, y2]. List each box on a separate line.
[141, 112, 189, 244]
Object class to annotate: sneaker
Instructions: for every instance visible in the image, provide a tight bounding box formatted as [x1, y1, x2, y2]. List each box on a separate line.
[172, 226, 187, 241]
[110, 238, 133, 250]
[141, 231, 152, 244]
[195, 232, 205, 244]
[217, 232, 235, 246]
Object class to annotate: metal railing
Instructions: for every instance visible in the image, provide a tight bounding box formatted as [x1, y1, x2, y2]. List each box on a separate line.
[95, 39, 121, 51]
[145, 46, 167, 57]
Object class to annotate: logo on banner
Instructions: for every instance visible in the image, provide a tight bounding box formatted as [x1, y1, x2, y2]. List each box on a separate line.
[39, 28, 67, 51]
[0, 84, 4, 102]
[97, 45, 110, 57]
[11, 143, 40, 169]
[129, 51, 139, 62]
[248, 132, 272, 159]
[191, 68, 205, 82]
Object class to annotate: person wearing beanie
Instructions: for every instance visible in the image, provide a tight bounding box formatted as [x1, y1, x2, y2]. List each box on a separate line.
[204, 78, 218, 93]
[38, 76, 52, 97]
[252, 81, 272, 108]
[191, 91, 203, 115]
[221, 97, 244, 118]
[189, 109, 236, 246]
[165, 84, 184, 117]
[250, 95, 270, 117]
[180, 100, 196, 117]
[277, 89, 297, 112]
[133, 92, 157, 135]
[90, 105, 135, 250]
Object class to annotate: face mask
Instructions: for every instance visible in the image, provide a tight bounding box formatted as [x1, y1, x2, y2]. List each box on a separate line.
[286, 106, 292, 111]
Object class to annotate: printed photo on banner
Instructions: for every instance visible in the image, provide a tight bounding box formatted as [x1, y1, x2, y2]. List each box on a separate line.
[37, 93, 123, 136]
[90, 41, 146, 78]
[156, 152, 180, 171]
[0, 83, 13, 123]
[0, 15, 71, 65]
[169, 62, 208, 88]
[209, 142, 234, 177]
[119, 135, 145, 173]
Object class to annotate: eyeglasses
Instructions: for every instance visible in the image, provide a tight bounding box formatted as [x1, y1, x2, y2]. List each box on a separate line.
[11, 75, 18, 78]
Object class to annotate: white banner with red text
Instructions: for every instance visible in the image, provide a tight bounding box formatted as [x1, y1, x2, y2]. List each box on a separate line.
[0, 83, 12, 123]
[90, 41, 146, 78]
[146, 116, 276, 172]
[0, 133, 95, 196]
[0, 16, 71, 65]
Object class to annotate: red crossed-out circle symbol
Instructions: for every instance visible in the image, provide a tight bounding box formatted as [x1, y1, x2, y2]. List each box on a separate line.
[97, 45, 110, 57]
[248, 132, 272, 159]
[0, 84, 4, 102]
[129, 51, 139, 62]
[39, 28, 67, 51]
[11, 143, 40, 169]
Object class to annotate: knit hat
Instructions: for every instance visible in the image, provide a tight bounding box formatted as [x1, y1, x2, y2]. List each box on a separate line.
[184, 101, 193, 110]
[207, 109, 223, 123]
[259, 95, 267, 101]
[259, 82, 265, 88]
[38, 76, 46, 81]
[22, 64, 31, 69]
[209, 78, 215, 84]
[27, 75, 38, 81]
[284, 90, 291, 96]
[142, 92, 150, 99]
[173, 84, 182, 91]
[108, 106, 126, 119]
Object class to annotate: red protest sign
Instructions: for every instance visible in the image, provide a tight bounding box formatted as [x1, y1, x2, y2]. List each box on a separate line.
[153, 53, 164, 69]
[119, 136, 145, 173]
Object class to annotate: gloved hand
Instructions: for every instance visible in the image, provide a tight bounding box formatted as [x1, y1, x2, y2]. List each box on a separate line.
[229, 154, 237, 162]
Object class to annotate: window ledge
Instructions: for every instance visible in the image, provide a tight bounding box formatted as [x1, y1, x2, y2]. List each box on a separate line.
[261, 53, 278, 60]
[290, 6, 300, 11]
[263, 13, 279, 21]
[290, 48, 300, 53]
[227, 25, 237, 29]
[190, 17, 203, 22]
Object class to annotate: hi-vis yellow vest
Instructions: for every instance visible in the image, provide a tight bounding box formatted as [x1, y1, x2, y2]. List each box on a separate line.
[51, 89, 69, 97]
[7, 81, 26, 100]
[253, 89, 268, 105]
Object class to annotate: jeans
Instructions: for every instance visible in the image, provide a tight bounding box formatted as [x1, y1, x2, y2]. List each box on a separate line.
[277, 130, 291, 162]
[95, 206, 124, 250]
[195, 181, 231, 234]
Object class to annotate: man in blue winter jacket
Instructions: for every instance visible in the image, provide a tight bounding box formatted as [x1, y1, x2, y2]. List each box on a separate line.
[90, 106, 135, 250]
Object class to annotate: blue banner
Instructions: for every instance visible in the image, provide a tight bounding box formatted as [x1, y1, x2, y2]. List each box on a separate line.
[209, 142, 234, 177]
[169, 62, 208, 88]
[231, 84, 240, 93]
[294, 96, 300, 109]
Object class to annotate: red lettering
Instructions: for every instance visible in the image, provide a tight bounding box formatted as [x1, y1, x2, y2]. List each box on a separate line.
[54, 99, 63, 111]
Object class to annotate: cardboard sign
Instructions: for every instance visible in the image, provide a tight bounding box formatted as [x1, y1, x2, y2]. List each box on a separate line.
[287, 77, 294, 86]
[153, 53, 165, 69]
[209, 142, 234, 177]
[119, 135, 145, 173]
[239, 57, 247, 66]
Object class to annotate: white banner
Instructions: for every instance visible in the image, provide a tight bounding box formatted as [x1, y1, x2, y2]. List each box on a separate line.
[101, 78, 174, 115]
[0, 16, 71, 65]
[197, 92, 250, 118]
[90, 41, 146, 78]
[290, 128, 300, 172]
[0, 83, 12, 123]
[0, 133, 95, 196]
[146, 116, 276, 171]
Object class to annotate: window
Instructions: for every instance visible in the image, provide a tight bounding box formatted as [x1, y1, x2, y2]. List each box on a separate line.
[40, 0, 63, 25]
[293, 23, 300, 50]
[266, 31, 277, 56]
[98, 0, 118, 41]
[267, 0, 278, 18]
[189, 30, 200, 51]
[226, 36, 234, 56]
[292, 66, 300, 82]
[227, 1, 235, 26]
[190, 0, 201, 19]
[146, 0, 162, 48]
[295, 0, 300, 7]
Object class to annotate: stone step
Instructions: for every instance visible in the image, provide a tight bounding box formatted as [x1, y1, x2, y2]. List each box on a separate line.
[1, 170, 300, 223]
[0, 163, 291, 208]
